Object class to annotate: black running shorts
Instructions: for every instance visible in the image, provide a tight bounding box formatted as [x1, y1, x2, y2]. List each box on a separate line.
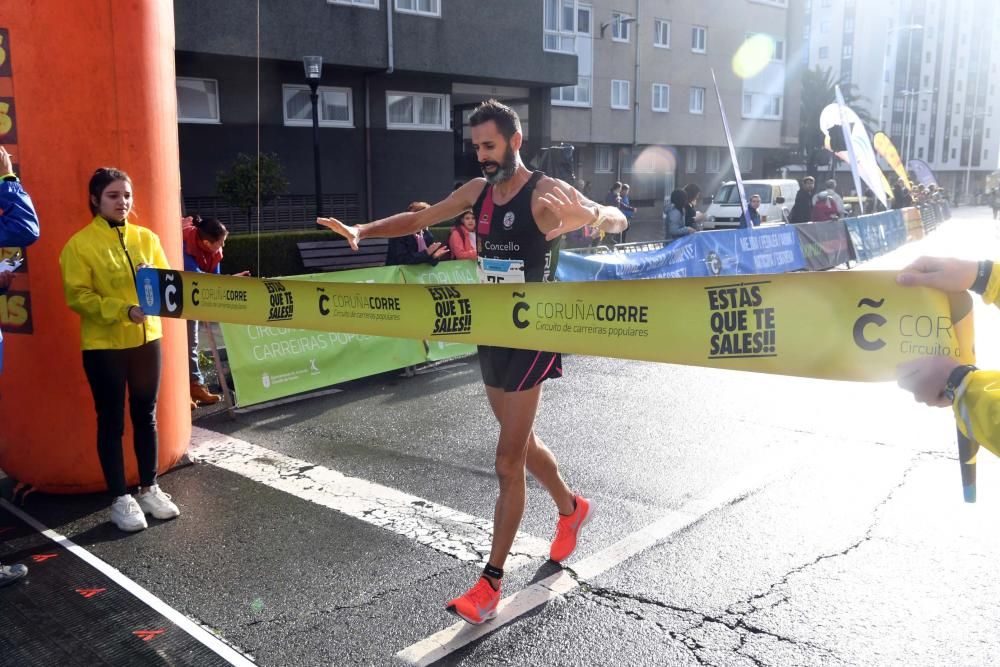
[477, 345, 563, 392]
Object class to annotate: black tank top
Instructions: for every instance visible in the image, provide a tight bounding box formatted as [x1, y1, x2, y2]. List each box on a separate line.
[472, 171, 553, 283]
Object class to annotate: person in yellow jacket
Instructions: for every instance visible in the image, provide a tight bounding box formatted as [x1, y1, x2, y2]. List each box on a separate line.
[896, 256, 1000, 457]
[59, 167, 180, 532]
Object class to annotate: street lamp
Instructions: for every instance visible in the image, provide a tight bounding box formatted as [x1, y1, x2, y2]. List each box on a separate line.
[878, 24, 922, 131]
[303, 55, 324, 217]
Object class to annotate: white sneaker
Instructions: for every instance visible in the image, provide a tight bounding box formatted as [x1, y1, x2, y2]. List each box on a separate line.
[136, 484, 180, 520]
[111, 495, 148, 532]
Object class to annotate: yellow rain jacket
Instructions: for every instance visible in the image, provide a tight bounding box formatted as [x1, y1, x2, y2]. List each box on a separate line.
[955, 268, 1000, 457]
[59, 216, 170, 350]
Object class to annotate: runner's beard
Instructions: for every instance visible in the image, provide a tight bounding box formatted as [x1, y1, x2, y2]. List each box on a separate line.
[481, 145, 518, 185]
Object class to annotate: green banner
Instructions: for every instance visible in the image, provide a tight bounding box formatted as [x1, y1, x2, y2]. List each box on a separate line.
[399, 260, 479, 362]
[220, 266, 426, 406]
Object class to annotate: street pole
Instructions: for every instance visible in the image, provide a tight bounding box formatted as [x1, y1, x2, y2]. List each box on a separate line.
[303, 56, 324, 218]
[964, 62, 983, 202]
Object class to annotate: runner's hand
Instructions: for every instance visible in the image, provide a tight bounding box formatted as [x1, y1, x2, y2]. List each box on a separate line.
[540, 186, 597, 241]
[897, 256, 978, 292]
[896, 356, 960, 407]
[0, 146, 13, 175]
[317, 216, 361, 251]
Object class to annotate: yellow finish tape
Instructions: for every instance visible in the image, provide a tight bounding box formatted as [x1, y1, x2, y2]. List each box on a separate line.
[138, 268, 974, 382]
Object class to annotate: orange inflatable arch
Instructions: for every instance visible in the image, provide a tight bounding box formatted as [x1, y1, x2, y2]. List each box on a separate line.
[0, 1, 190, 493]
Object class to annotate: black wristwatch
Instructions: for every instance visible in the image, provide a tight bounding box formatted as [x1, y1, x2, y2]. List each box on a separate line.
[944, 364, 977, 402]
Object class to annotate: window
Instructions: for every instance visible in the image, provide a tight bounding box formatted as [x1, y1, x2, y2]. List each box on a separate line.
[820, 20, 831, 34]
[842, 44, 852, 58]
[921, 99, 928, 111]
[543, 0, 579, 53]
[987, 128, 992, 139]
[706, 148, 721, 173]
[652, 83, 670, 112]
[595, 145, 612, 173]
[773, 39, 785, 61]
[818, 46, 829, 59]
[329, 0, 378, 6]
[177, 77, 220, 124]
[611, 79, 630, 109]
[395, 0, 439, 16]
[282, 84, 353, 127]
[689, 87, 705, 114]
[894, 98, 904, 112]
[920, 123, 926, 135]
[953, 126, 958, 136]
[552, 76, 592, 106]
[918, 147, 924, 158]
[386, 92, 449, 130]
[685, 148, 698, 173]
[742, 92, 782, 119]
[985, 149, 990, 161]
[844, 17, 854, 32]
[691, 26, 707, 53]
[925, 51, 931, 63]
[612, 12, 632, 42]
[654, 19, 670, 48]
[740, 148, 753, 171]
[892, 122, 903, 134]
[951, 147, 957, 159]
[955, 103, 961, 113]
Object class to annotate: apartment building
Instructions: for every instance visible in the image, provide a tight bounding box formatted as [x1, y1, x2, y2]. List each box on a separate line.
[172, 0, 576, 227]
[805, 0, 1000, 198]
[546, 0, 802, 216]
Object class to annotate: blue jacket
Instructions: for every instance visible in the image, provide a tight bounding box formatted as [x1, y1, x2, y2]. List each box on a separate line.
[0, 179, 41, 372]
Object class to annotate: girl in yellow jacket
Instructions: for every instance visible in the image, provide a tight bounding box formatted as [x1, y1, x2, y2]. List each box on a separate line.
[59, 167, 180, 532]
[896, 256, 1000, 458]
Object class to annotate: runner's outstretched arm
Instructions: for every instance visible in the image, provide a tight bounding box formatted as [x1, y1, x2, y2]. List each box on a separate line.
[317, 179, 483, 250]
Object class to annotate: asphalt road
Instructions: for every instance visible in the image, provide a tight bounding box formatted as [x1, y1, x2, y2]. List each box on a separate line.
[2, 206, 999, 666]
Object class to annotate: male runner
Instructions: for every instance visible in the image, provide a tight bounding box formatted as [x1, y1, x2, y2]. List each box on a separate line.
[318, 99, 627, 624]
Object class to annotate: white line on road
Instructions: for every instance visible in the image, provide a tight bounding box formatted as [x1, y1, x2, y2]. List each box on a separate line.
[0, 498, 256, 666]
[395, 467, 774, 666]
[189, 427, 550, 568]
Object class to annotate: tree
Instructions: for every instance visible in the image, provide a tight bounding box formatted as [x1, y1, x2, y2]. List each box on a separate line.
[216, 152, 289, 231]
[799, 66, 876, 179]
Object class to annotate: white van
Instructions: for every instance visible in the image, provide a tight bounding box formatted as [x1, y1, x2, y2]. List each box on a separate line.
[703, 179, 799, 229]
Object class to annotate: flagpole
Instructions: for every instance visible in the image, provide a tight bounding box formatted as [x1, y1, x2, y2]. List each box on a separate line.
[711, 68, 751, 229]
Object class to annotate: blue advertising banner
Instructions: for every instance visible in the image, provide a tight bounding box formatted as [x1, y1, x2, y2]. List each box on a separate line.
[557, 226, 805, 281]
[843, 210, 907, 262]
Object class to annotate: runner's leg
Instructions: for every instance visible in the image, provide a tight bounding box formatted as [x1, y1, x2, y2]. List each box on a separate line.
[485, 386, 574, 515]
[484, 384, 541, 585]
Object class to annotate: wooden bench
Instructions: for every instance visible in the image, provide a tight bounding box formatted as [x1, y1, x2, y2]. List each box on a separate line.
[296, 238, 389, 272]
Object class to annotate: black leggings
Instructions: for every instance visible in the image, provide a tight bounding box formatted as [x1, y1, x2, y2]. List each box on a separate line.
[82, 340, 161, 497]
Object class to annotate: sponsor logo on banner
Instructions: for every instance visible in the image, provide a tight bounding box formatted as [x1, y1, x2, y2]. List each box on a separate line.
[147, 270, 184, 317]
[511, 291, 530, 329]
[189, 279, 248, 311]
[706, 281, 776, 358]
[315, 286, 402, 321]
[518, 294, 651, 339]
[265, 281, 294, 322]
[0, 247, 33, 334]
[852, 296, 958, 357]
[428, 285, 472, 335]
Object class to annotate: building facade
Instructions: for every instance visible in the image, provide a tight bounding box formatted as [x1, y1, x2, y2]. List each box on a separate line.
[546, 0, 801, 218]
[804, 0, 1000, 199]
[172, 0, 576, 228]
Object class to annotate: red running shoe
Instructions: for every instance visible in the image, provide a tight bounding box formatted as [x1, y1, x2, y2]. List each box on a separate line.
[549, 494, 594, 562]
[445, 577, 501, 624]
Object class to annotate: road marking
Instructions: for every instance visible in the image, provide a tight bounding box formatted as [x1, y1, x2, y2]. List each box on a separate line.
[0, 498, 256, 666]
[395, 467, 774, 666]
[189, 427, 549, 568]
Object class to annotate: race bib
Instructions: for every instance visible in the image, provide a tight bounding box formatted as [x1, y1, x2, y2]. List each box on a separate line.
[478, 257, 525, 284]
